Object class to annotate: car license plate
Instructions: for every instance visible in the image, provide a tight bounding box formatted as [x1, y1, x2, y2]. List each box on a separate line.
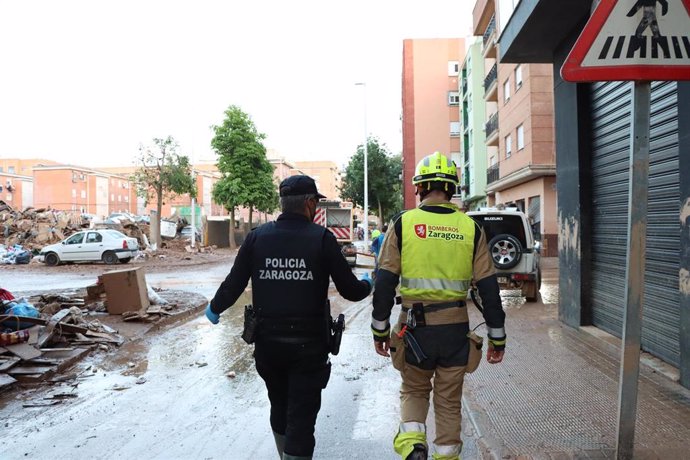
[497, 276, 508, 284]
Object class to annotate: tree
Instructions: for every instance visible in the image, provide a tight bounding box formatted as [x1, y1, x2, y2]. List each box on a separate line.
[211, 105, 276, 249]
[340, 137, 403, 224]
[132, 136, 196, 248]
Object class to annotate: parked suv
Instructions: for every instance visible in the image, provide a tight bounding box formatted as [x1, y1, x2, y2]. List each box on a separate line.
[467, 207, 541, 302]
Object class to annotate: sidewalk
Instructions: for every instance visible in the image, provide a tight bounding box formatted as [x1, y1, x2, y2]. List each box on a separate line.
[463, 258, 690, 459]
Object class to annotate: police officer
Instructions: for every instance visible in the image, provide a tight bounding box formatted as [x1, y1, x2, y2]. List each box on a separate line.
[371, 152, 506, 460]
[206, 175, 372, 460]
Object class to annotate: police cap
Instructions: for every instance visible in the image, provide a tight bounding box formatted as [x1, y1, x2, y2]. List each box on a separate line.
[279, 175, 326, 199]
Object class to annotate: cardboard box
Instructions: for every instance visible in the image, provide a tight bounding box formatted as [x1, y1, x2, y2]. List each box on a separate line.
[101, 267, 150, 314]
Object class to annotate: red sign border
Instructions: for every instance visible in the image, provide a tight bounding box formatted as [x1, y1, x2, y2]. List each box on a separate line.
[561, 0, 690, 82]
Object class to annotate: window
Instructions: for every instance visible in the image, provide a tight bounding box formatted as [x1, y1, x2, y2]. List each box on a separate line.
[503, 79, 511, 103]
[8, 166, 15, 174]
[0, 167, 3, 172]
[505, 134, 513, 158]
[72, 189, 77, 198]
[118, 195, 122, 202]
[515, 65, 523, 90]
[81, 190, 86, 199]
[111, 194, 115, 201]
[448, 61, 460, 76]
[448, 91, 460, 105]
[86, 232, 103, 243]
[65, 233, 84, 245]
[517, 124, 525, 150]
[450, 122, 461, 136]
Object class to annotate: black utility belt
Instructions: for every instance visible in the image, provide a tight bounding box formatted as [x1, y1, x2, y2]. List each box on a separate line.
[260, 317, 327, 335]
[401, 300, 466, 313]
[401, 301, 466, 328]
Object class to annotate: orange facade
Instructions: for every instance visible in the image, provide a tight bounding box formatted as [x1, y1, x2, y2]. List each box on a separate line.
[402, 38, 466, 209]
[32, 166, 136, 216]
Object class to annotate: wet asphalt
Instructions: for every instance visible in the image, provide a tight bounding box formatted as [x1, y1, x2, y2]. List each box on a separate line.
[0, 249, 555, 459]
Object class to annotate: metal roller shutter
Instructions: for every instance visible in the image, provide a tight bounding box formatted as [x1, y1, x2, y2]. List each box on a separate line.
[589, 81, 680, 366]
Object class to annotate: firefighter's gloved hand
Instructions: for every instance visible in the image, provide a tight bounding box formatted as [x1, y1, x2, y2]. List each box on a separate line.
[487, 335, 506, 364]
[205, 303, 220, 325]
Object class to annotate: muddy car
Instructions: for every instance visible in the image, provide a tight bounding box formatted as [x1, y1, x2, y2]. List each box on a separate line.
[467, 207, 541, 302]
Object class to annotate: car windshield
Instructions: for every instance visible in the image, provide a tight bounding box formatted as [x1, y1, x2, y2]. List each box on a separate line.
[470, 215, 528, 247]
[105, 230, 127, 238]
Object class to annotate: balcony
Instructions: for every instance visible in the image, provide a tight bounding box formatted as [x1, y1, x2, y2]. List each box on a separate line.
[482, 16, 497, 58]
[484, 63, 497, 101]
[487, 163, 500, 185]
[484, 112, 499, 146]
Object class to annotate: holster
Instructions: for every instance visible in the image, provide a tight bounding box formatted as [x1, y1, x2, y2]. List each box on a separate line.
[242, 304, 261, 344]
[324, 300, 345, 355]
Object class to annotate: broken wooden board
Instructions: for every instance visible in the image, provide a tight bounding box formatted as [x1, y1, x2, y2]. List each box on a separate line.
[4, 342, 42, 360]
[37, 309, 72, 348]
[7, 348, 91, 383]
[0, 374, 17, 391]
[0, 356, 21, 372]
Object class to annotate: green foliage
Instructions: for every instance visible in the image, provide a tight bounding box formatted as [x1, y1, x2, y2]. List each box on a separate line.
[340, 137, 403, 222]
[211, 105, 277, 216]
[132, 136, 196, 206]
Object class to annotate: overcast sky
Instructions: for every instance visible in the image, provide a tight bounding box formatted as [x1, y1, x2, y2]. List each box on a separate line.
[0, 1, 473, 170]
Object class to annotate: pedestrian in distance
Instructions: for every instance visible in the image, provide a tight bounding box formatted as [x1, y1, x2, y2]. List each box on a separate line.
[206, 175, 373, 460]
[371, 152, 506, 460]
[370, 224, 388, 279]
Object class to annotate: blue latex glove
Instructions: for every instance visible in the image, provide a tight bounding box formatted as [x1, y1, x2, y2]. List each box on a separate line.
[360, 272, 373, 290]
[205, 303, 220, 324]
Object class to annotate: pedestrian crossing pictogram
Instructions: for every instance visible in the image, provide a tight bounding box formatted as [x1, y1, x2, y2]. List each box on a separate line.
[561, 0, 690, 82]
[597, 34, 690, 59]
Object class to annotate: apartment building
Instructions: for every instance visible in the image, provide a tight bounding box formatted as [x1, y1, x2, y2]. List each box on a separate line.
[402, 38, 466, 209]
[459, 38, 489, 210]
[100, 165, 223, 220]
[293, 161, 340, 200]
[474, 0, 558, 256]
[32, 165, 137, 216]
[0, 172, 32, 210]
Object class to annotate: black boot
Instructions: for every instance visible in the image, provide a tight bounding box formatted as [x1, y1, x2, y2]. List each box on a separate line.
[406, 443, 428, 460]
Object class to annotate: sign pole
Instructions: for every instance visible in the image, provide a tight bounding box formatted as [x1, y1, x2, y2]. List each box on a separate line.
[615, 80, 651, 460]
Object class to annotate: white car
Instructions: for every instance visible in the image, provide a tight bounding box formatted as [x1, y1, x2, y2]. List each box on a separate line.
[39, 229, 139, 266]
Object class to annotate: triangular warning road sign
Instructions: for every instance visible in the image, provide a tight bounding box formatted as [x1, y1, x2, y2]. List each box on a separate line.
[561, 0, 690, 81]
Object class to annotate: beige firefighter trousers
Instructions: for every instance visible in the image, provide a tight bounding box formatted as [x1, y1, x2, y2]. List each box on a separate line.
[393, 307, 469, 447]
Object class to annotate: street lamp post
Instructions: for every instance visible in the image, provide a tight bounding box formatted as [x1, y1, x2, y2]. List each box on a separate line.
[355, 82, 369, 249]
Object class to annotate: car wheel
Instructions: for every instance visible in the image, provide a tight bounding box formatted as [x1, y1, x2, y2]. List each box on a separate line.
[488, 234, 523, 269]
[119, 257, 132, 264]
[45, 252, 60, 266]
[102, 251, 119, 265]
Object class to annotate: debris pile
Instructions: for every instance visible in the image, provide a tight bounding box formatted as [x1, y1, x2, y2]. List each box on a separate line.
[0, 201, 88, 250]
[0, 244, 32, 264]
[1, 288, 125, 390]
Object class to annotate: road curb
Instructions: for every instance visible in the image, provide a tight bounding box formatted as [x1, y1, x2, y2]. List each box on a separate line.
[462, 393, 512, 460]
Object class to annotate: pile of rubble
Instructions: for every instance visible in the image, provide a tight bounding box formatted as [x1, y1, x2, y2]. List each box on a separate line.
[0, 201, 87, 250]
[0, 277, 184, 392]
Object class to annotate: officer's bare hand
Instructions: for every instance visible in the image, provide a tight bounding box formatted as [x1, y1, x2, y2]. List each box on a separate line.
[374, 338, 390, 357]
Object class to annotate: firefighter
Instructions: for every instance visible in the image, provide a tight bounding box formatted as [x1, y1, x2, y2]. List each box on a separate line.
[206, 174, 372, 460]
[371, 152, 506, 460]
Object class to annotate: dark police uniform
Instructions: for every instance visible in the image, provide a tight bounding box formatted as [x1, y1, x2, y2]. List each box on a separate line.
[209, 176, 371, 459]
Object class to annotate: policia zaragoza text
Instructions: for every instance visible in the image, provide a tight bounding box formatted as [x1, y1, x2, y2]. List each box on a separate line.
[259, 257, 314, 280]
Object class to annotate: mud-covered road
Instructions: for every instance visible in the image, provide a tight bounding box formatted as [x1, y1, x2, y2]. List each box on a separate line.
[0, 251, 558, 459]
